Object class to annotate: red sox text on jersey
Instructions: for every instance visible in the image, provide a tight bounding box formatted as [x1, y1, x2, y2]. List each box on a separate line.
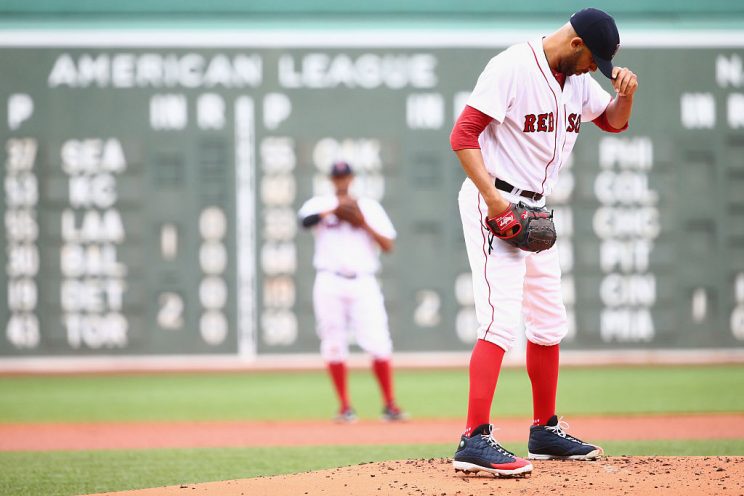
[523, 113, 581, 133]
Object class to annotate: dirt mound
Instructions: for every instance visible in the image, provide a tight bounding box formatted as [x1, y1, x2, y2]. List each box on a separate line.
[92, 456, 743, 496]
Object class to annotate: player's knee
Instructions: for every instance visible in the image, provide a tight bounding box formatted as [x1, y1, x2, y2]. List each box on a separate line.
[320, 339, 348, 362]
[479, 328, 516, 352]
[372, 346, 393, 359]
[357, 332, 393, 358]
[525, 326, 567, 346]
[357, 335, 392, 358]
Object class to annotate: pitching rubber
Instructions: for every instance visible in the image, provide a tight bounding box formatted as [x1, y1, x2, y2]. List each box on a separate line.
[452, 460, 534, 476]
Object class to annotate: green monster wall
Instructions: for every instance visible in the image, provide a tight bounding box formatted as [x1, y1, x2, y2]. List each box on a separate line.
[1, 30, 743, 358]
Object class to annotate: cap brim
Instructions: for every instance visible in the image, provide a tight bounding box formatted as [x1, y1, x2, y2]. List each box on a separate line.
[594, 54, 614, 79]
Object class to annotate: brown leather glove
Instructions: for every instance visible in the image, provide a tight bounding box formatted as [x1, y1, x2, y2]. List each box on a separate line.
[334, 198, 365, 228]
[485, 202, 557, 252]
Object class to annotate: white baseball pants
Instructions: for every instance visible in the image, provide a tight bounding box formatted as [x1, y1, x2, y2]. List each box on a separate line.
[458, 178, 568, 352]
[313, 271, 393, 362]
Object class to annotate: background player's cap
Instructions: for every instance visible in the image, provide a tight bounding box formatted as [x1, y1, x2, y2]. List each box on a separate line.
[569, 8, 620, 79]
[330, 161, 353, 177]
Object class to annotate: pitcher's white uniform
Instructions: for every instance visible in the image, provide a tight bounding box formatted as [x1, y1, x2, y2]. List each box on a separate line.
[298, 195, 397, 361]
[460, 38, 614, 351]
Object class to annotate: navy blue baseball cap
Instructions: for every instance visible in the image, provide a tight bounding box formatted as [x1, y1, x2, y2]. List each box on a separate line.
[330, 161, 353, 177]
[570, 8, 620, 79]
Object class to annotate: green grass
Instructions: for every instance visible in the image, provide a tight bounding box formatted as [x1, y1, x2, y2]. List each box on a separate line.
[1, 365, 743, 423]
[2, 440, 743, 496]
[1, 366, 742, 495]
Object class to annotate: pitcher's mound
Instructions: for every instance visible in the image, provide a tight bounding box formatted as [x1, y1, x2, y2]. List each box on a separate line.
[94, 456, 743, 495]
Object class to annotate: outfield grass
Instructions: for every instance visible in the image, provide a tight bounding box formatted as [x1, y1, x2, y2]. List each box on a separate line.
[1, 365, 742, 496]
[2, 440, 743, 496]
[1, 365, 743, 423]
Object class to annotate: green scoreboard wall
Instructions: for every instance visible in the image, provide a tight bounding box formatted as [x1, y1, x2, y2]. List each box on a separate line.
[1, 30, 743, 359]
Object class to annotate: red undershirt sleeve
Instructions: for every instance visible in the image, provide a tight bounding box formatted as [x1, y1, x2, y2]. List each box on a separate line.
[450, 105, 495, 150]
[592, 109, 628, 133]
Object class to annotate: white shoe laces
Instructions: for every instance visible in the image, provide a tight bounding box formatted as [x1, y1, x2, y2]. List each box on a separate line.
[544, 417, 586, 444]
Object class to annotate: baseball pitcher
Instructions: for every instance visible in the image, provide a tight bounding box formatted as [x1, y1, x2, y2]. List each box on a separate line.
[450, 8, 638, 476]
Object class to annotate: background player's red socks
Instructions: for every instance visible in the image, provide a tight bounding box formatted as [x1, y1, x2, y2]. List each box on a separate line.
[372, 358, 395, 408]
[327, 361, 350, 411]
[465, 339, 505, 436]
[526, 340, 560, 426]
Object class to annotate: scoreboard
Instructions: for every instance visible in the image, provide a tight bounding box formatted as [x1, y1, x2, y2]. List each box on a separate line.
[1, 30, 743, 360]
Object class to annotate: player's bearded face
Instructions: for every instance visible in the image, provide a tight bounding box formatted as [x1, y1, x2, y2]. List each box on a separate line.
[560, 45, 597, 76]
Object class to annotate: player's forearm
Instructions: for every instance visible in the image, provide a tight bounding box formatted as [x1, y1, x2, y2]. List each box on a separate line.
[375, 235, 394, 253]
[455, 149, 509, 216]
[300, 210, 333, 228]
[363, 223, 394, 252]
[605, 66, 638, 129]
[604, 94, 634, 130]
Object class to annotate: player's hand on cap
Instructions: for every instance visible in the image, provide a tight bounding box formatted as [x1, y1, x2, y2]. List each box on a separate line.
[611, 67, 638, 98]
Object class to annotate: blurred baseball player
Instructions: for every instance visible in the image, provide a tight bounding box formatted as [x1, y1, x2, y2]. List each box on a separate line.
[298, 161, 407, 423]
[449, 8, 638, 475]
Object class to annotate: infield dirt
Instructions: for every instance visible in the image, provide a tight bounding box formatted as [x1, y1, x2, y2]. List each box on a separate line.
[90, 456, 743, 496]
[2, 413, 742, 451]
[5, 414, 741, 495]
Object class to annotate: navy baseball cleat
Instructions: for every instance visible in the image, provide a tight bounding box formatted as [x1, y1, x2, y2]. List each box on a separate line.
[381, 405, 410, 422]
[333, 407, 358, 424]
[528, 415, 604, 460]
[453, 424, 533, 476]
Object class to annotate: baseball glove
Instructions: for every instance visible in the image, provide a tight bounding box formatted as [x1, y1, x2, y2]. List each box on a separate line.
[485, 202, 557, 252]
[334, 199, 365, 227]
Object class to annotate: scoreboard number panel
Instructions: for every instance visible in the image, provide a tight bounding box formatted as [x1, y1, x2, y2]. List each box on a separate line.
[1, 32, 743, 360]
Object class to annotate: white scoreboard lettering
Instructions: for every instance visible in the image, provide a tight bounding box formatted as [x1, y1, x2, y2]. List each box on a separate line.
[0, 39, 741, 359]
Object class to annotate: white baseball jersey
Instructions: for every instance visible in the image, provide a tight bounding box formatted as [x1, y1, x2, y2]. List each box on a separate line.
[298, 195, 397, 275]
[299, 195, 397, 361]
[458, 37, 620, 351]
[467, 37, 613, 196]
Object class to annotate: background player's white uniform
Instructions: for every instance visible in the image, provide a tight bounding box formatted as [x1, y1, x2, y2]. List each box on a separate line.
[460, 38, 613, 352]
[298, 195, 397, 361]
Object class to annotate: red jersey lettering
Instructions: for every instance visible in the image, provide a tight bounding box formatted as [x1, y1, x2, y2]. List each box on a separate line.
[523, 114, 537, 132]
[566, 113, 582, 133]
[524, 112, 557, 133]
